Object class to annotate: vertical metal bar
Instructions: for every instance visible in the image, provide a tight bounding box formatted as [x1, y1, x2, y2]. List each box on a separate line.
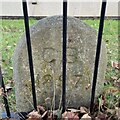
[62, 0, 67, 113]
[22, 1, 37, 110]
[0, 66, 11, 118]
[90, 1, 107, 114]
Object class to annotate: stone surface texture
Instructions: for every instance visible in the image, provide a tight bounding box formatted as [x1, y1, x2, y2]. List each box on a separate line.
[13, 16, 107, 112]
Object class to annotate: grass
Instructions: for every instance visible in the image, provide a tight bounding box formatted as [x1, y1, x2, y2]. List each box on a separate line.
[84, 19, 119, 80]
[0, 18, 119, 111]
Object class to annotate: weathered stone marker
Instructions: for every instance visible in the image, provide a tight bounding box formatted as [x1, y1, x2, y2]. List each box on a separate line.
[13, 16, 107, 112]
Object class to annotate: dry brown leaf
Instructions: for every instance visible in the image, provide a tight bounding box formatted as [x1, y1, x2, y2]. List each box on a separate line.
[27, 111, 41, 120]
[0, 87, 3, 96]
[5, 83, 12, 92]
[62, 111, 79, 120]
[111, 61, 120, 69]
[80, 107, 88, 114]
[67, 108, 81, 113]
[97, 111, 108, 119]
[47, 115, 52, 120]
[37, 105, 45, 115]
[111, 76, 118, 81]
[115, 107, 120, 119]
[114, 79, 120, 89]
[81, 113, 91, 119]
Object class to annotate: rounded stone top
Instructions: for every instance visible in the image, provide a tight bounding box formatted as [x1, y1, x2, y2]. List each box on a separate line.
[13, 16, 107, 112]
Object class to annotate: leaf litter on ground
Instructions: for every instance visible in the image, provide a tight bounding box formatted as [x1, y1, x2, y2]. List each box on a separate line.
[2, 102, 119, 120]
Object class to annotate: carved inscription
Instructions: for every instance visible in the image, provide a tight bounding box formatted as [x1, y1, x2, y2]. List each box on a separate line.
[42, 74, 53, 84]
[37, 47, 84, 82]
[43, 47, 78, 63]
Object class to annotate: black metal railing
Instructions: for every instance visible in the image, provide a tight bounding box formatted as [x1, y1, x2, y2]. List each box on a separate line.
[90, 1, 107, 114]
[0, 0, 107, 119]
[62, 1, 67, 113]
[0, 66, 11, 118]
[22, 1, 37, 111]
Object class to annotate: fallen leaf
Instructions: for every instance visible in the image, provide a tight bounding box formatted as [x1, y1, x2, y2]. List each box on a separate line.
[5, 83, 12, 93]
[67, 108, 81, 113]
[115, 107, 120, 119]
[111, 61, 120, 69]
[27, 111, 42, 120]
[81, 113, 91, 119]
[0, 87, 4, 96]
[62, 111, 79, 120]
[79, 107, 88, 114]
[97, 111, 107, 119]
[37, 105, 45, 115]
[114, 79, 120, 89]
[7, 80, 14, 85]
[111, 76, 118, 81]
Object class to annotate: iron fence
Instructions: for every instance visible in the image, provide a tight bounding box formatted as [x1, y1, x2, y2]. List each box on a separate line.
[0, 0, 107, 119]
